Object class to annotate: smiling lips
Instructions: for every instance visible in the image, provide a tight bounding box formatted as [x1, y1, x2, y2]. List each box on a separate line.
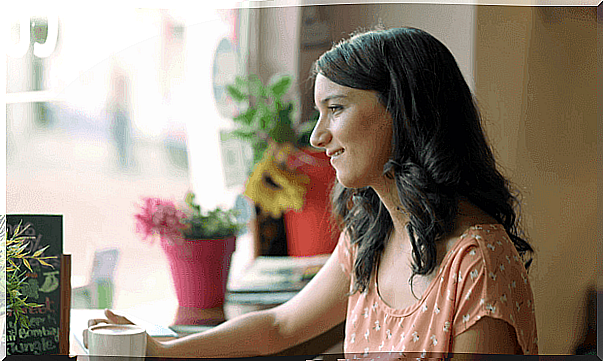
[329, 149, 345, 158]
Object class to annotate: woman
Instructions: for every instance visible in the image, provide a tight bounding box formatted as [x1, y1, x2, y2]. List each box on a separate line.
[86, 27, 537, 357]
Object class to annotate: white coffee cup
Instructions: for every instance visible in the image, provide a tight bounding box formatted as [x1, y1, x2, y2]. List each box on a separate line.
[87, 324, 147, 357]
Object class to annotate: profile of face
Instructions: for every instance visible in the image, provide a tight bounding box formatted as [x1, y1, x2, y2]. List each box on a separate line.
[311, 74, 393, 190]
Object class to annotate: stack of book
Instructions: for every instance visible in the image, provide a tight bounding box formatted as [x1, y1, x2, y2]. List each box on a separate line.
[226, 255, 330, 305]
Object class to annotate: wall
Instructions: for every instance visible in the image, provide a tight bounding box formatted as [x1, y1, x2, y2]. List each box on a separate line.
[474, 6, 598, 354]
[322, 4, 476, 87]
[307, 5, 599, 354]
[247, 5, 302, 103]
[247, 3, 599, 354]
[297, 3, 476, 126]
[248, 3, 476, 127]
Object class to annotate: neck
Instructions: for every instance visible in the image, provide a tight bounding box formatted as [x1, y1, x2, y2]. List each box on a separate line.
[371, 177, 411, 250]
[374, 176, 499, 248]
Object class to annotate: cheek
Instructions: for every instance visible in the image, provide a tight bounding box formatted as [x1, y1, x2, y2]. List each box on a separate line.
[364, 117, 392, 150]
[330, 121, 353, 144]
[382, 124, 394, 155]
[336, 111, 372, 142]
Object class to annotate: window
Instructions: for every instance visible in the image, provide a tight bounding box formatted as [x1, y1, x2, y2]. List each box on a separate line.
[5, 6, 250, 322]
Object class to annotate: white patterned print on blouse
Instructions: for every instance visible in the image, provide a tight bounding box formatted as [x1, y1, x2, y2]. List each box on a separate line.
[340, 224, 538, 355]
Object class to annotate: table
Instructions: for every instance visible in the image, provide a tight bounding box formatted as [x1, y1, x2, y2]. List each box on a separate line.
[70, 255, 344, 357]
[70, 305, 343, 358]
[70, 308, 182, 356]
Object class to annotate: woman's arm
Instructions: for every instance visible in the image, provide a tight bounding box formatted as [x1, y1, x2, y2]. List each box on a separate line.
[158, 250, 350, 357]
[157, 250, 350, 357]
[451, 316, 522, 355]
[148, 309, 282, 357]
[96, 248, 350, 358]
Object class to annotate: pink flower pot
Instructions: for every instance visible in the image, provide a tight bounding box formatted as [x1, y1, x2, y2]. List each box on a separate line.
[161, 236, 236, 309]
[284, 149, 338, 256]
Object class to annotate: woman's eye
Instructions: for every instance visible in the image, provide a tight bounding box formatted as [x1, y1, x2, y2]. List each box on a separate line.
[328, 105, 343, 113]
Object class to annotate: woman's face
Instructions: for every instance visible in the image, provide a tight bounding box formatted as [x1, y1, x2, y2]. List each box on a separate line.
[311, 74, 393, 189]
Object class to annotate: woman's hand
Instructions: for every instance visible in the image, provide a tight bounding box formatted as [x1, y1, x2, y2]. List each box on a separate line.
[83, 309, 165, 356]
[83, 309, 134, 349]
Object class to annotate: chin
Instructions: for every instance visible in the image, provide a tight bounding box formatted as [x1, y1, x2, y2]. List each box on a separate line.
[336, 174, 364, 189]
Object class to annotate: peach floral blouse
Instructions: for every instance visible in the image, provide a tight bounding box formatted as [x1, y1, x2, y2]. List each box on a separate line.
[336, 224, 538, 358]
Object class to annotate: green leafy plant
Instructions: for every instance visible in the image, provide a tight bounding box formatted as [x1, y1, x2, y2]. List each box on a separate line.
[2, 217, 56, 328]
[134, 192, 243, 244]
[226, 74, 318, 167]
[182, 192, 242, 240]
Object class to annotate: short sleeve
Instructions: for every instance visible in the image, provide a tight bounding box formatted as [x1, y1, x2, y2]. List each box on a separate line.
[451, 227, 538, 354]
[334, 230, 354, 277]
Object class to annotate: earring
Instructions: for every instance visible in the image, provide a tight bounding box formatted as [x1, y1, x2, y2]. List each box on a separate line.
[352, 189, 361, 201]
[396, 206, 407, 215]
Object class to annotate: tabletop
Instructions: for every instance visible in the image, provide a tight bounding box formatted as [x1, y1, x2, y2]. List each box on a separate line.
[69, 254, 339, 357]
[70, 308, 182, 356]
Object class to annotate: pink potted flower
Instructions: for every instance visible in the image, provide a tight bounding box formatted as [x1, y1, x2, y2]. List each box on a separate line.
[134, 197, 188, 245]
[134, 193, 242, 323]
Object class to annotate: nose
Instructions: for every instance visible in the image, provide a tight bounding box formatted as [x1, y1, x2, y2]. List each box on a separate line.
[310, 117, 331, 149]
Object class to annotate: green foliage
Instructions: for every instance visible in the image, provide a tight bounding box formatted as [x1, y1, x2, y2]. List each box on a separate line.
[182, 193, 242, 240]
[2, 217, 56, 329]
[225, 74, 318, 167]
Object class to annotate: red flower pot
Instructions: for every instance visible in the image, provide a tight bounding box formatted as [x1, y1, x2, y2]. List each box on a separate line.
[161, 236, 236, 309]
[284, 149, 338, 256]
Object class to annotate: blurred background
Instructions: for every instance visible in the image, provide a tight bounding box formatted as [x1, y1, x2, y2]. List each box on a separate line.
[4, 1, 600, 355]
[6, 5, 248, 326]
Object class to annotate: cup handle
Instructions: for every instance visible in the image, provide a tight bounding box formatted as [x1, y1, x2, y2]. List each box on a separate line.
[84, 321, 109, 349]
[83, 328, 88, 349]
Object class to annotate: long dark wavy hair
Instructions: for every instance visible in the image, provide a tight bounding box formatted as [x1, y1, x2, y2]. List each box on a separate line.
[312, 27, 534, 296]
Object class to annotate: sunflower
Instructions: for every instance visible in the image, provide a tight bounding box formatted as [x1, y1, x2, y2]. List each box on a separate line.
[244, 143, 310, 218]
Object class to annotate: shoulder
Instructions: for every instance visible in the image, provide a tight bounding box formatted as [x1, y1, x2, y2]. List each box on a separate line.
[443, 223, 528, 305]
[443, 224, 538, 355]
[444, 224, 515, 274]
[334, 230, 355, 276]
[336, 229, 355, 257]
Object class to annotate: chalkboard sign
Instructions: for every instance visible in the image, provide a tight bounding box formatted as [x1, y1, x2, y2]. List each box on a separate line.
[6, 215, 63, 355]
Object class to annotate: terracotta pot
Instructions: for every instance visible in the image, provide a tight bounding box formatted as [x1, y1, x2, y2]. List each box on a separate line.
[161, 236, 236, 310]
[284, 148, 338, 256]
